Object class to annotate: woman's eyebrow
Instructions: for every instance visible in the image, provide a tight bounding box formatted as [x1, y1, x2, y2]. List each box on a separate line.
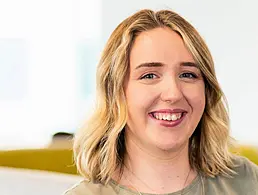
[180, 62, 199, 68]
[134, 61, 199, 70]
[135, 62, 164, 70]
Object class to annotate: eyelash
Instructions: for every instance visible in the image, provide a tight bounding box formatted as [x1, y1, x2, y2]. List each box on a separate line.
[179, 72, 198, 79]
[140, 73, 157, 79]
[140, 72, 198, 80]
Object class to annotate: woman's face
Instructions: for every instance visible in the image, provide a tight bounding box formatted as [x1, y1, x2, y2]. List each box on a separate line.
[124, 27, 205, 152]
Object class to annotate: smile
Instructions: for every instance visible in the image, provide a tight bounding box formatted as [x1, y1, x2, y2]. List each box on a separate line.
[152, 112, 183, 121]
[149, 110, 187, 127]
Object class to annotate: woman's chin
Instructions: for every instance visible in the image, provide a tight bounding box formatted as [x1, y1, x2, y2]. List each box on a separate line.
[147, 130, 189, 152]
[153, 140, 184, 152]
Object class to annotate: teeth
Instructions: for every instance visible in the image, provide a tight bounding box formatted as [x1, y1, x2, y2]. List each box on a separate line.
[171, 114, 177, 121]
[153, 113, 182, 121]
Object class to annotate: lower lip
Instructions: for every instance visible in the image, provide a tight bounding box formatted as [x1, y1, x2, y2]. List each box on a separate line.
[149, 113, 186, 127]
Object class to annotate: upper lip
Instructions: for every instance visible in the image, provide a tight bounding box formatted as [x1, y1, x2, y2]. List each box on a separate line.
[150, 109, 187, 114]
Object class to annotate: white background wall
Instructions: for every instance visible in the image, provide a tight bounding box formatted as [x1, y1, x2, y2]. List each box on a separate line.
[0, 0, 257, 149]
[0, 0, 101, 149]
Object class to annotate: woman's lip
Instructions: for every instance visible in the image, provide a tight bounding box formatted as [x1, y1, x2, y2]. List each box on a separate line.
[148, 112, 186, 127]
[150, 108, 187, 114]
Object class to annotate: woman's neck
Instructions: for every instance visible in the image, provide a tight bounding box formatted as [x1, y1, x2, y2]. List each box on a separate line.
[118, 134, 197, 194]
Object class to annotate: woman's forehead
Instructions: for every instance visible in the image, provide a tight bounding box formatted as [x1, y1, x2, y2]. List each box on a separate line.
[129, 27, 195, 69]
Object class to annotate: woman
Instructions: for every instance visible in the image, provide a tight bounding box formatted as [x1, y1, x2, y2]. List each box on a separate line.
[65, 9, 258, 195]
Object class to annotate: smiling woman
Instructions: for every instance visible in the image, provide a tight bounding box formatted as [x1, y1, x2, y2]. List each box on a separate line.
[64, 9, 258, 195]
[125, 27, 205, 155]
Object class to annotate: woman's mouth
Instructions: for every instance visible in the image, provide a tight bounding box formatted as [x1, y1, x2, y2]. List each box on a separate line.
[152, 112, 183, 121]
[149, 111, 186, 127]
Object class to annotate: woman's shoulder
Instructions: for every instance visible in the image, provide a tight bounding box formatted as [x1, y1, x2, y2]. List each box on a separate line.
[232, 155, 258, 178]
[63, 179, 117, 195]
[204, 155, 258, 194]
[63, 180, 88, 195]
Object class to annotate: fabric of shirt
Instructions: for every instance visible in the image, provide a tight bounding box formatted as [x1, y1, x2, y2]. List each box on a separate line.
[64, 156, 258, 195]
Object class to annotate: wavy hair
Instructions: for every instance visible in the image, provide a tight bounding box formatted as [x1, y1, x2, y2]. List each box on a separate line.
[73, 9, 236, 184]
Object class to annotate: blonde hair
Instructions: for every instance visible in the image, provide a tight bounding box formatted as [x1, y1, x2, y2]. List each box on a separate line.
[74, 9, 236, 184]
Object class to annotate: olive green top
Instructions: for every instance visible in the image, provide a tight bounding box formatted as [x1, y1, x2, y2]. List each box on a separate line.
[64, 156, 258, 195]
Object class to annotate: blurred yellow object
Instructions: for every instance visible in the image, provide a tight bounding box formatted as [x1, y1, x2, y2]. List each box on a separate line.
[0, 149, 77, 175]
[231, 145, 258, 165]
[0, 146, 257, 175]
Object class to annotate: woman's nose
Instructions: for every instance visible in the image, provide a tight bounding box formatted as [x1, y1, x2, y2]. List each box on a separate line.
[160, 78, 183, 103]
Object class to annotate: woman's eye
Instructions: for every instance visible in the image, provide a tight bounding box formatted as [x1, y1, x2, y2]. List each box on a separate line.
[140, 73, 157, 79]
[179, 73, 197, 79]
